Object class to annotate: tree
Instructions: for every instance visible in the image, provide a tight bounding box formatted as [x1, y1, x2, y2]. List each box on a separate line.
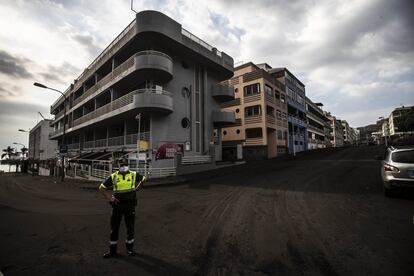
[1, 146, 14, 159]
[1, 146, 15, 172]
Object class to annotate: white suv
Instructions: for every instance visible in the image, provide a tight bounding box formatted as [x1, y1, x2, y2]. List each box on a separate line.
[381, 146, 414, 197]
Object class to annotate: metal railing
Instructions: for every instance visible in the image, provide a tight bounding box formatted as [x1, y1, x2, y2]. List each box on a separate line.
[181, 155, 212, 165]
[136, 50, 173, 62]
[73, 54, 136, 106]
[135, 88, 172, 96]
[182, 28, 222, 57]
[51, 19, 136, 111]
[125, 132, 150, 144]
[67, 143, 80, 150]
[108, 136, 124, 146]
[73, 91, 135, 127]
[95, 138, 107, 148]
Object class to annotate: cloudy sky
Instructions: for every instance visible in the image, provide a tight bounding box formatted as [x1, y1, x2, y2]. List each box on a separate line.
[0, 0, 413, 151]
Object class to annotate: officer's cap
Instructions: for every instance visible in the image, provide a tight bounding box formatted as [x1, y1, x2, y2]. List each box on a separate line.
[118, 158, 128, 166]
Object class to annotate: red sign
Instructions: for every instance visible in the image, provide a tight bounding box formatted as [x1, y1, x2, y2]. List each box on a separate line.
[155, 144, 183, 160]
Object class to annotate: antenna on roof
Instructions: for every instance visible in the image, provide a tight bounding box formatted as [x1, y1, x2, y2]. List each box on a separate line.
[131, 0, 138, 13]
[38, 112, 46, 120]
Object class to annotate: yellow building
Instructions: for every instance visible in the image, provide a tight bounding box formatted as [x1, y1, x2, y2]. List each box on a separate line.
[219, 63, 288, 160]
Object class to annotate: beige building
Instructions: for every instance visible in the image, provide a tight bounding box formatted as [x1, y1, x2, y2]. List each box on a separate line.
[326, 113, 344, 147]
[219, 62, 288, 160]
[388, 106, 413, 135]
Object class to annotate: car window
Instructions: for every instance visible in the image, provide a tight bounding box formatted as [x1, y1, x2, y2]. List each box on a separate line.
[391, 150, 414, 163]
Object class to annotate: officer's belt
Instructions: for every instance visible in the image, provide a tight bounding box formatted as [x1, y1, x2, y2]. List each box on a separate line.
[113, 188, 135, 194]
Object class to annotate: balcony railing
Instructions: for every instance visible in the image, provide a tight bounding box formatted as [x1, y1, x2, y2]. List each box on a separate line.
[83, 132, 150, 149]
[73, 91, 135, 128]
[245, 115, 263, 124]
[67, 143, 80, 150]
[182, 28, 222, 57]
[73, 54, 136, 106]
[51, 19, 136, 111]
[245, 138, 264, 146]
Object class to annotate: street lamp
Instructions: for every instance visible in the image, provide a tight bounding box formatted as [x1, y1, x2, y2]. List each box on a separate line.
[135, 113, 141, 173]
[34, 82, 67, 181]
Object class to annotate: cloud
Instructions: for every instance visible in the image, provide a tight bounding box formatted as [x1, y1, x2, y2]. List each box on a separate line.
[0, 100, 47, 118]
[0, 50, 33, 79]
[39, 62, 81, 84]
[0, 83, 22, 98]
[71, 33, 102, 57]
[209, 11, 246, 40]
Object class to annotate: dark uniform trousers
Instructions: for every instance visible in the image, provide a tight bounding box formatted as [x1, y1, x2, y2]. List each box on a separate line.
[110, 199, 136, 251]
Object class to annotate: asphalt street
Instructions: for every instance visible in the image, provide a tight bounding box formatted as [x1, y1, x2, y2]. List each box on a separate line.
[0, 146, 413, 275]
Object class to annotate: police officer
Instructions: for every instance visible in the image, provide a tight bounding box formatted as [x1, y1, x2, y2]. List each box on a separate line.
[99, 158, 146, 258]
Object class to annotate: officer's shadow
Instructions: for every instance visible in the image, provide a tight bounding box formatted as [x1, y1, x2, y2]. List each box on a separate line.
[118, 253, 192, 276]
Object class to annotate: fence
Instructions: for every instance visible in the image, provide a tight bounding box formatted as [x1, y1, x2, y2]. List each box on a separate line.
[181, 155, 212, 165]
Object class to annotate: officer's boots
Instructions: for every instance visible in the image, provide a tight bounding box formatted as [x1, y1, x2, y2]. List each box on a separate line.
[126, 241, 135, 256]
[103, 244, 117, 258]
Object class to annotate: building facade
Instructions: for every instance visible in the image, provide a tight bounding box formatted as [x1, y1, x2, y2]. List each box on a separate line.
[327, 114, 344, 147]
[268, 68, 307, 154]
[305, 98, 331, 149]
[388, 106, 413, 136]
[340, 120, 353, 145]
[48, 11, 234, 177]
[28, 119, 58, 175]
[220, 62, 288, 160]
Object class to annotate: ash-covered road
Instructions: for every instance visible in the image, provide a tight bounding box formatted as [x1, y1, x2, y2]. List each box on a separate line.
[1, 146, 413, 275]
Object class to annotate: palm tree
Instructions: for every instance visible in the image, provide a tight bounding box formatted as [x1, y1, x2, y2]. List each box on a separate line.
[1, 146, 15, 172]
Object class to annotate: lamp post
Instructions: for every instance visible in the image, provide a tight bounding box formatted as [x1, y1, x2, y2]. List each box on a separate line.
[135, 113, 141, 173]
[34, 82, 67, 181]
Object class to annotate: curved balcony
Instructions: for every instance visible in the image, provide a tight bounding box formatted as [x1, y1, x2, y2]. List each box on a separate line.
[212, 111, 235, 127]
[134, 50, 173, 82]
[211, 83, 234, 102]
[133, 89, 173, 114]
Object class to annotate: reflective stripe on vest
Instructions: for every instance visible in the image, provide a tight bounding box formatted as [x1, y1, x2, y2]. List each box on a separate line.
[111, 171, 137, 194]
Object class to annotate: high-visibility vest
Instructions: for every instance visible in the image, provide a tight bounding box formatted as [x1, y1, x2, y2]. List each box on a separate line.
[111, 171, 137, 193]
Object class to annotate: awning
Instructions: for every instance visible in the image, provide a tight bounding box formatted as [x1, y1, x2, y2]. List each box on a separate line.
[68, 151, 112, 164]
[68, 151, 133, 164]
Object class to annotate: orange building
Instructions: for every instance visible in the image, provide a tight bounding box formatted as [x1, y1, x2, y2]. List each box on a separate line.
[218, 62, 288, 160]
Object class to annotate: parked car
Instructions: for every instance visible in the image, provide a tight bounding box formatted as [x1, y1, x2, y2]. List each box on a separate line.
[380, 146, 414, 197]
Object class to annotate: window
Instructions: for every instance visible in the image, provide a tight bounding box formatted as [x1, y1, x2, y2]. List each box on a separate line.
[276, 109, 282, 119]
[281, 94, 286, 103]
[275, 91, 280, 100]
[245, 105, 261, 117]
[265, 84, 273, 96]
[277, 130, 283, 139]
[236, 129, 240, 134]
[282, 112, 287, 121]
[244, 83, 260, 96]
[297, 95, 304, 105]
[223, 130, 227, 135]
[266, 105, 275, 117]
[246, 128, 263, 138]
[287, 87, 295, 100]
